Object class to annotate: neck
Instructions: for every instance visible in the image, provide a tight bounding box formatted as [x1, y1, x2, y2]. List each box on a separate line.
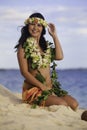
[34, 37, 40, 45]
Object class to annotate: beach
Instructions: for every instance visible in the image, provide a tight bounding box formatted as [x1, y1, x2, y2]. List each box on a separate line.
[0, 84, 87, 130]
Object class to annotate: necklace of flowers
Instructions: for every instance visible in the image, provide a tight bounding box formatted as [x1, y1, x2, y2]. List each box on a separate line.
[23, 37, 68, 108]
[23, 37, 51, 69]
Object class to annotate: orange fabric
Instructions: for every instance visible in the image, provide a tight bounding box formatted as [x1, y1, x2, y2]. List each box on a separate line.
[22, 87, 42, 104]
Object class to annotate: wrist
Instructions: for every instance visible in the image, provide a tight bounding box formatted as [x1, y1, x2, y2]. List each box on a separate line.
[52, 34, 58, 40]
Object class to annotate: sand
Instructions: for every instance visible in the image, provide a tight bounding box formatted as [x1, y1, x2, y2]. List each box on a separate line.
[0, 84, 87, 130]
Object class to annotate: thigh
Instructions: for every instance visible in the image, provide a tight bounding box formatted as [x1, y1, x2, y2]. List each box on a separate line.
[45, 95, 68, 106]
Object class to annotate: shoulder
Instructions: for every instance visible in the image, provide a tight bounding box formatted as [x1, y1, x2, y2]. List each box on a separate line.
[17, 44, 25, 57]
[17, 44, 24, 51]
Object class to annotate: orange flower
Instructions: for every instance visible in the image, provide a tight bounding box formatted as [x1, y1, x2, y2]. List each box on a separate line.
[33, 18, 39, 24]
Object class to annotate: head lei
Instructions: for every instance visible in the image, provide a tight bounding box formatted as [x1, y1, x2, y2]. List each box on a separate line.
[24, 17, 48, 27]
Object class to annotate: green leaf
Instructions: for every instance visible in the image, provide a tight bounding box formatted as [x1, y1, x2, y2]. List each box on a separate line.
[31, 104, 37, 109]
[50, 48, 55, 62]
[44, 95, 48, 100]
[35, 71, 46, 83]
[31, 63, 38, 69]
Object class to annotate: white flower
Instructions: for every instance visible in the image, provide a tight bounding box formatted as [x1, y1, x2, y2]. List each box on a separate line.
[23, 37, 51, 69]
[24, 17, 48, 27]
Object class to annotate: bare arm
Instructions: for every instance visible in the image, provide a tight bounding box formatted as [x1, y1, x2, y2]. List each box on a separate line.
[17, 45, 47, 91]
[48, 23, 64, 60]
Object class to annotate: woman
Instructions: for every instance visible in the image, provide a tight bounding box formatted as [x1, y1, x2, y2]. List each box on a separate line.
[15, 12, 78, 110]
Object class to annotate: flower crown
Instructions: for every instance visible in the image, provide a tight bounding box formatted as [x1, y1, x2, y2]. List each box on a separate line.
[24, 17, 48, 27]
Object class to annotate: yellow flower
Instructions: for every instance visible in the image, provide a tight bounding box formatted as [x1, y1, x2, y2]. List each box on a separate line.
[23, 37, 51, 69]
[24, 17, 48, 27]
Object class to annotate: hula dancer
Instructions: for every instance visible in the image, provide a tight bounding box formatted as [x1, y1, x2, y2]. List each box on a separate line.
[15, 12, 78, 110]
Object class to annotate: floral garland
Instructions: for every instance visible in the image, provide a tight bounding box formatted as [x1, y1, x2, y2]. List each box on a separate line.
[23, 37, 51, 69]
[23, 37, 68, 108]
[24, 17, 48, 27]
[31, 61, 68, 108]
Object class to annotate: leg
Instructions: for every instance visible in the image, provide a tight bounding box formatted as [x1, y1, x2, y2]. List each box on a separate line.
[45, 95, 68, 107]
[61, 95, 79, 111]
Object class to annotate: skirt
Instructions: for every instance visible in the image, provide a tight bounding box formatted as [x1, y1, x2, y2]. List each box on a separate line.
[22, 82, 45, 106]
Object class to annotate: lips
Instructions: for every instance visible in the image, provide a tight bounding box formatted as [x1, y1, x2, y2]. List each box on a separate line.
[32, 30, 37, 33]
[32, 29, 39, 34]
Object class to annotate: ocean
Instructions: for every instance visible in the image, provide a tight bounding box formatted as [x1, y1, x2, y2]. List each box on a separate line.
[0, 69, 87, 109]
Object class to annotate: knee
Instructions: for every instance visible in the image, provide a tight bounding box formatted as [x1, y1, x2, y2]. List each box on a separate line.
[71, 100, 79, 111]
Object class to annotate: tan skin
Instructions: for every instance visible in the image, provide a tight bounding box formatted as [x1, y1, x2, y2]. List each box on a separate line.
[17, 22, 78, 110]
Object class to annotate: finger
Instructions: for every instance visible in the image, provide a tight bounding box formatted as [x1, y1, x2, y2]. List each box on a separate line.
[48, 23, 55, 28]
[48, 24, 55, 32]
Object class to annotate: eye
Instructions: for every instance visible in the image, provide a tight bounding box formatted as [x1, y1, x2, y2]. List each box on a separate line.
[37, 24, 42, 27]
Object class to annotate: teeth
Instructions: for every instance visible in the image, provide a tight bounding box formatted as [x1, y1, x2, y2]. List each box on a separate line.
[32, 30, 38, 33]
[33, 31, 37, 33]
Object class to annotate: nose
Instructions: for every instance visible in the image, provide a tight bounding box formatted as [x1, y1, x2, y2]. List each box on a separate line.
[33, 24, 38, 29]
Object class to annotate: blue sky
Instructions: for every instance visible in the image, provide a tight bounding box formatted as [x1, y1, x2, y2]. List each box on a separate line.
[0, 0, 87, 69]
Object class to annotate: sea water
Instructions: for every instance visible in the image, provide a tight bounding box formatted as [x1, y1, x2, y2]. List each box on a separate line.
[0, 69, 87, 109]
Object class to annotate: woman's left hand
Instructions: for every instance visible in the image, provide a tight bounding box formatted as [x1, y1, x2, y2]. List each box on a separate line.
[48, 23, 57, 37]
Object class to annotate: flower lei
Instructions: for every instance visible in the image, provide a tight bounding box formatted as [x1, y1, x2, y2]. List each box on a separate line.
[24, 17, 48, 27]
[23, 37, 51, 69]
[23, 37, 68, 108]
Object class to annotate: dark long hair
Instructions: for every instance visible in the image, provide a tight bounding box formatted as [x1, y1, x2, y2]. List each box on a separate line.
[15, 12, 47, 51]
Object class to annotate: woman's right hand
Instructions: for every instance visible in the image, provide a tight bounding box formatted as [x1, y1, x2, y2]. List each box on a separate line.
[40, 85, 47, 91]
[48, 23, 57, 38]
[40, 84, 51, 91]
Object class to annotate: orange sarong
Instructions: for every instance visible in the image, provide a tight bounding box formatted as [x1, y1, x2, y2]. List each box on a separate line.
[22, 82, 48, 106]
[22, 87, 42, 103]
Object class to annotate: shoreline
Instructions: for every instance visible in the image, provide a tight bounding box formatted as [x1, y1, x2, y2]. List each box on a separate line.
[0, 68, 87, 71]
[0, 84, 87, 130]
